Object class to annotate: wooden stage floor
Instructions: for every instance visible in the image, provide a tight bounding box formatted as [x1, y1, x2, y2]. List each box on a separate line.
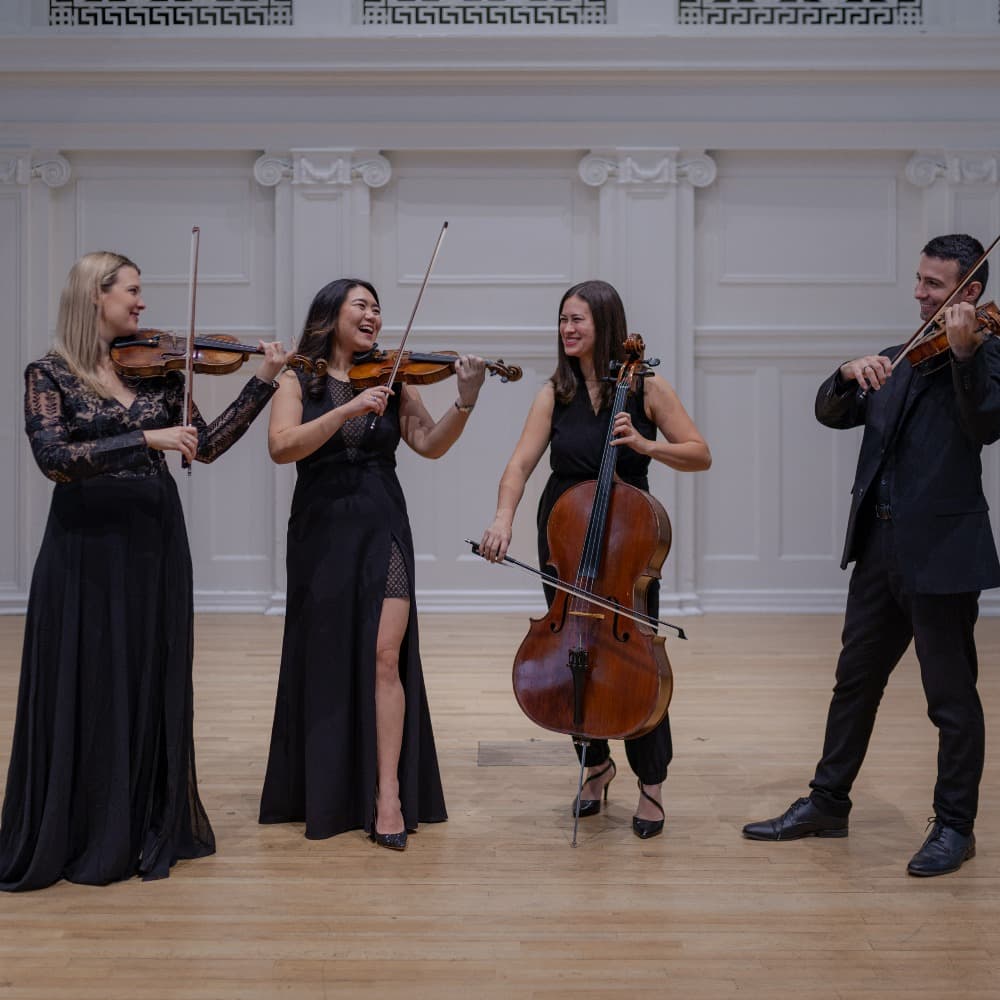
[0, 612, 998, 999]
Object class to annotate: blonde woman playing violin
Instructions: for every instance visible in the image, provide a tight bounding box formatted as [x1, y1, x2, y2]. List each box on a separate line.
[0, 251, 286, 891]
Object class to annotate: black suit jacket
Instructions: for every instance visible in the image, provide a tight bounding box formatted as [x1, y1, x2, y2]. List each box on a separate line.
[815, 339, 1000, 594]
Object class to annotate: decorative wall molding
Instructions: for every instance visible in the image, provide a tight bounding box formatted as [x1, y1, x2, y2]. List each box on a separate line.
[0, 153, 71, 187]
[49, 0, 293, 28]
[31, 155, 72, 188]
[358, 0, 610, 27]
[0, 155, 28, 186]
[905, 151, 999, 188]
[254, 150, 391, 188]
[578, 150, 717, 189]
[677, 0, 923, 27]
[253, 154, 291, 187]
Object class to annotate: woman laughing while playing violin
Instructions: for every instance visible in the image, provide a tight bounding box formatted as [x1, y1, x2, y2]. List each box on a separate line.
[259, 278, 486, 850]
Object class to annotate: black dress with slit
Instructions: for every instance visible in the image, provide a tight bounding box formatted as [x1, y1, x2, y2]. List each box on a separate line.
[0, 354, 276, 891]
[258, 373, 446, 839]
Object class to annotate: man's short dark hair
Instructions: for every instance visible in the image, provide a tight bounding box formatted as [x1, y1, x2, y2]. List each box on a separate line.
[922, 234, 988, 299]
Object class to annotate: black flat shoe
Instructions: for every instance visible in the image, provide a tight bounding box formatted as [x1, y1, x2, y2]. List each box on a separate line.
[906, 820, 974, 877]
[632, 780, 664, 840]
[572, 758, 616, 817]
[742, 796, 848, 841]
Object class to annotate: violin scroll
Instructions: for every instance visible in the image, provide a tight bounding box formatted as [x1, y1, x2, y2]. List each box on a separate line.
[487, 359, 522, 383]
[285, 354, 327, 376]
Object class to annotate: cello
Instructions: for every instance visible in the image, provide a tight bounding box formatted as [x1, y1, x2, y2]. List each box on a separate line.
[473, 335, 684, 845]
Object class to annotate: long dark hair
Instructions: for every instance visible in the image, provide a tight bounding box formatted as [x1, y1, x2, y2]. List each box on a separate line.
[550, 280, 628, 407]
[295, 277, 379, 399]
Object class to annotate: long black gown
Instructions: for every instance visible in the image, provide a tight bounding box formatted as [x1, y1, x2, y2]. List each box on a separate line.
[536, 376, 673, 785]
[259, 373, 446, 839]
[0, 355, 276, 891]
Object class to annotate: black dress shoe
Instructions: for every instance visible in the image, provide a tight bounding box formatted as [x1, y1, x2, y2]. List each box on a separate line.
[742, 796, 849, 841]
[906, 820, 975, 877]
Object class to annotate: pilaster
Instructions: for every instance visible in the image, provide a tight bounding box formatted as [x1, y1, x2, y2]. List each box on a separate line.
[578, 147, 717, 613]
[254, 147, 392, 611]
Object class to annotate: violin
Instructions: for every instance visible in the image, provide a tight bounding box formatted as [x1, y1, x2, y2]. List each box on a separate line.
[904, 301, 1000, 368]
[349, 346, 522, 388]
[111, 329, 322, 377]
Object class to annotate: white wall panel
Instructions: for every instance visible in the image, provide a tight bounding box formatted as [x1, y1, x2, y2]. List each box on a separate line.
[368, 154, 598, 609]
[717, 175, 896, 285]
[0, 193, 23, 600]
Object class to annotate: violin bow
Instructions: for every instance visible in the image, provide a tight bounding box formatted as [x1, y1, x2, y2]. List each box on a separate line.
[181, 226, 201, 475]
[366, 220, 449, 433]
[890, 231, 1000, 371]
[465, 540, 687, 640]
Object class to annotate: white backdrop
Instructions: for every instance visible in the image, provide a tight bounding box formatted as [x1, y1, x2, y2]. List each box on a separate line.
[1, 0, 999, 615]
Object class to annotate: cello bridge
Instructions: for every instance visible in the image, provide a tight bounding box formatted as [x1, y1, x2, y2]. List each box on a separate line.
[567, 611, 604, 620]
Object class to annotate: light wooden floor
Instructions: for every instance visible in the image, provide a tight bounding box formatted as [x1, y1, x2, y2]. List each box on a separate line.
[0, 612, 998, 999]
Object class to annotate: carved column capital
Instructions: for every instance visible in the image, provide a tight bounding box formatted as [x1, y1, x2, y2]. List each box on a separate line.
[266, 149, 393, 188]
[906, 151, 999, 188]
[578, 149, 716, 188]
[0, 153, 71, 187]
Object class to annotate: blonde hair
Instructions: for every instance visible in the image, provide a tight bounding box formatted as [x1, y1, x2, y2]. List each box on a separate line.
[53, 251, 139, 398]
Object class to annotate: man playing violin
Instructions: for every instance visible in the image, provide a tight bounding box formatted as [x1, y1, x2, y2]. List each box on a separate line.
[744, 233, 999, 877]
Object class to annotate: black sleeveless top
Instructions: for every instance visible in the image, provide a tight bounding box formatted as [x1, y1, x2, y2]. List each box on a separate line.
[536, 377, 657, 576]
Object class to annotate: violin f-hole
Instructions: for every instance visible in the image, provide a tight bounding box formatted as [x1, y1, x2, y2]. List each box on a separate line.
[547, 591, 569, 634]
[611, 608, 631, 644]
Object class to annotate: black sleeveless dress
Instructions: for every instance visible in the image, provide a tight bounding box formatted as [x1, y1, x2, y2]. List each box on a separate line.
[536, 377, 672, 784]
[259, 373, 447, 839]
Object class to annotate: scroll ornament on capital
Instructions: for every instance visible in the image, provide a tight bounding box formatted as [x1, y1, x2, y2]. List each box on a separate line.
[0, 154, 71, 187]
[578, 151, 717, 189]
[905, 151, 999, 188]
[253, 151, 392, 188]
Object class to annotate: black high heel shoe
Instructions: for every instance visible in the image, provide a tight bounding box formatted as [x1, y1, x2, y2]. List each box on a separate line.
[632, 780, 665, 839]
[370, 804, 408, 851]
[572, 758, 616, 817]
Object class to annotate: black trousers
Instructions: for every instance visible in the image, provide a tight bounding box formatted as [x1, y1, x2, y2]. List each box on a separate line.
[541, 571, 672, 786]
[808, 516, 983, 835]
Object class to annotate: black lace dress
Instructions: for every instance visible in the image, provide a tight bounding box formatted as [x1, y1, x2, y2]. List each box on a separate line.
[259, 373, 446, 839]
[0, 354, 276, 891]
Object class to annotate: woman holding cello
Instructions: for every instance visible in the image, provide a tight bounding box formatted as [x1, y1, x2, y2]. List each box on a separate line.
[479, 280, 711, 839]
[259, 278, 486, 850]
[0, 251, 287, 891]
